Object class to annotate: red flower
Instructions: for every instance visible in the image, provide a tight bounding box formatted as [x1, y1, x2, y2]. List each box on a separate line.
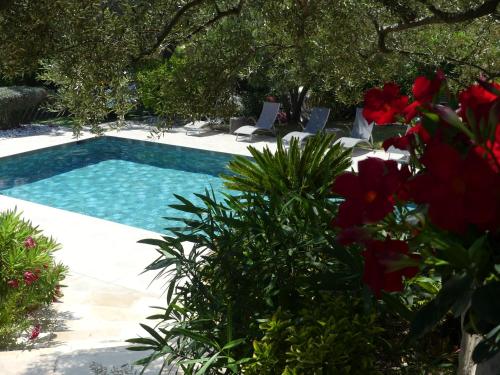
[7, 279, 19, 288]
[459, 82, 499, 125]
[383, 134, 412, 152]
[23, 271, 39, 286]
[29, 324, 41, 340]
[476, 123, 500, 172]
[363, 83, 409, 125]
[403, 71, 445, 122]
[382, 123, 431, 152]
[362, 239, 419, 297]
[413, 71, 445, 103]
[332, 158, 406, 228]
[24, 236, 36, 249]
[409, 141, 500, 233]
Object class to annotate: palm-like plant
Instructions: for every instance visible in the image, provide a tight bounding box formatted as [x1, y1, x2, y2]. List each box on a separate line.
[223, 133, 351, 199]
[128, 133, 359, 374]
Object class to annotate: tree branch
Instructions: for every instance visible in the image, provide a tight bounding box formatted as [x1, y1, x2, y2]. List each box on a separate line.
[134, 0, 244, 62]
[392, 47, 499, 78]
[182, 0, 245, 43]
[377, 0, 499, 52]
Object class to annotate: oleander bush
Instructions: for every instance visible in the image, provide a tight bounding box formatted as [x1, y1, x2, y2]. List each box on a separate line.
[0, 209, 67, 348]
[0, 86, 47, 130]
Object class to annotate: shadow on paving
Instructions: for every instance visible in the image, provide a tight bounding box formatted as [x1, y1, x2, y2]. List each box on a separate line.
[3, 306, 77, 352]
[22, 346, 167, 375]
[0, 126, 68, 140]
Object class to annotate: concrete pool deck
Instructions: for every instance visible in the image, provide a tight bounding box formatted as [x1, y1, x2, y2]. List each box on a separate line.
[0, 123, 403, 374]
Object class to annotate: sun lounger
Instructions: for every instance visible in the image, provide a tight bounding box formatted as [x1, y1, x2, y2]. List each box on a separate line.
[234, 102, 280, 141]
[334, 108, 374, 148]
[282, 107, 330, 146]
[184, 120, 212, 135]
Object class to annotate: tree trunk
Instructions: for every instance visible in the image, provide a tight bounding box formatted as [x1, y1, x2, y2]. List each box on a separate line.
[287, 86, 309, 125]
[458, 313, 500, 375]
[458, 330, 481, 375]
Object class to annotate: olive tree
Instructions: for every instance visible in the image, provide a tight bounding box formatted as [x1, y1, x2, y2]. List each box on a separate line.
[0, 0, 498, 132]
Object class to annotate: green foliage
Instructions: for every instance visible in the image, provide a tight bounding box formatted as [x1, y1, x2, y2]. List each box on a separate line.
[242, 295, 383, 375]
[136, 51, 238, 123]
[128, 135, 362, 373]
[0, 209, 67, 348]
[0, 86, 47, 129]
[40, 64, 136, 136]
[2, 1, 497, 132]
[405, 227, 500, 363]
[223, 134, 351, 198]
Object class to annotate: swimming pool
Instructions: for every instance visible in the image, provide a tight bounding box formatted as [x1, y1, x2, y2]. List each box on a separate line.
[0, 136, 234, 232]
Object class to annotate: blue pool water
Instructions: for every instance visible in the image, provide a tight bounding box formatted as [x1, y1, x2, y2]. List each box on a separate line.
[0, 136, 234, 232]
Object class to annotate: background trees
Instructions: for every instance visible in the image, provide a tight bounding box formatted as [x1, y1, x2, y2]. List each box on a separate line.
[0, 0, 498, 132]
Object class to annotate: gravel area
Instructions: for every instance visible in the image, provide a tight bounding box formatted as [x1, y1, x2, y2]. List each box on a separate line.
[0, 124, 66, 140]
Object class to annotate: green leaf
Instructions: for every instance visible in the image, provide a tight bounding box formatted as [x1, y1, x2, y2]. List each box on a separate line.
[222, 338, 245, 351]
[138, 238, 168, 247]
[410, 273, 473, 339]
[170, 327, 219, 349]
[472, 325, 500, 363]
[468, 235, 489, 271]
[126, 337, 160, 347]
[139, 323, 166, 345]
[196, 352, 221, 375]
[126, 346, 155, 351]
[382, 292, 414, 322]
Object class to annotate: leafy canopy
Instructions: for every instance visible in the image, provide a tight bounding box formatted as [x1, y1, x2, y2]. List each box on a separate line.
[1, 0, 498, 132]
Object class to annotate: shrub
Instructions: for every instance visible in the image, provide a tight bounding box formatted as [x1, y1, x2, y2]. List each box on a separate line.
[242, 294, 383, 375]
[128, 135, 361, 373]
[0, 209, 67, 348]
[0, 86, 47, 130]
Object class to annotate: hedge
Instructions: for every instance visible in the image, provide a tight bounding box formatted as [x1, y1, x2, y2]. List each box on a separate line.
[0, 86, 47, 130]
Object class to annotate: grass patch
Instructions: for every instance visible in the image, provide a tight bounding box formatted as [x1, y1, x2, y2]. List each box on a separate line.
[38, 116, 77, 128]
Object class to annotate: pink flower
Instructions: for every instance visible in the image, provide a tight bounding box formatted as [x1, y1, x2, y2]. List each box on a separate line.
[24, 236, 36, 249]
[29, 324, 41, 340]
[7, 279, 19, 288]
[23, 271, 39, 286]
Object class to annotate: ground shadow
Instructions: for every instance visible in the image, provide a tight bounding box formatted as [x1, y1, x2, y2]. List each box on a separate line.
[0, 125, 69, 140]
[5, 306, 79, 352]
[22, 346, 168, 375]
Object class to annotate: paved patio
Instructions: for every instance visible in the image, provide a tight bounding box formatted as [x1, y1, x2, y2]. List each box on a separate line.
[0, 123, 403, 374]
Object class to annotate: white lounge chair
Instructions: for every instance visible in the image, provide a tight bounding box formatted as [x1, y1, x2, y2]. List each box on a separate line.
[334, 108, 374, 148]
[234, 102, 280, 141]
[386, 146, 411, 164]
[184, 120, 212, 135]
[282, 107, 330, 146]
[386, 125, 412, 163]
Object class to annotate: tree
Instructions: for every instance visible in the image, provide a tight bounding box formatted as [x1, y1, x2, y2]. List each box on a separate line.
[0, 0, 498, 132]
[0, 0, 245, 133]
